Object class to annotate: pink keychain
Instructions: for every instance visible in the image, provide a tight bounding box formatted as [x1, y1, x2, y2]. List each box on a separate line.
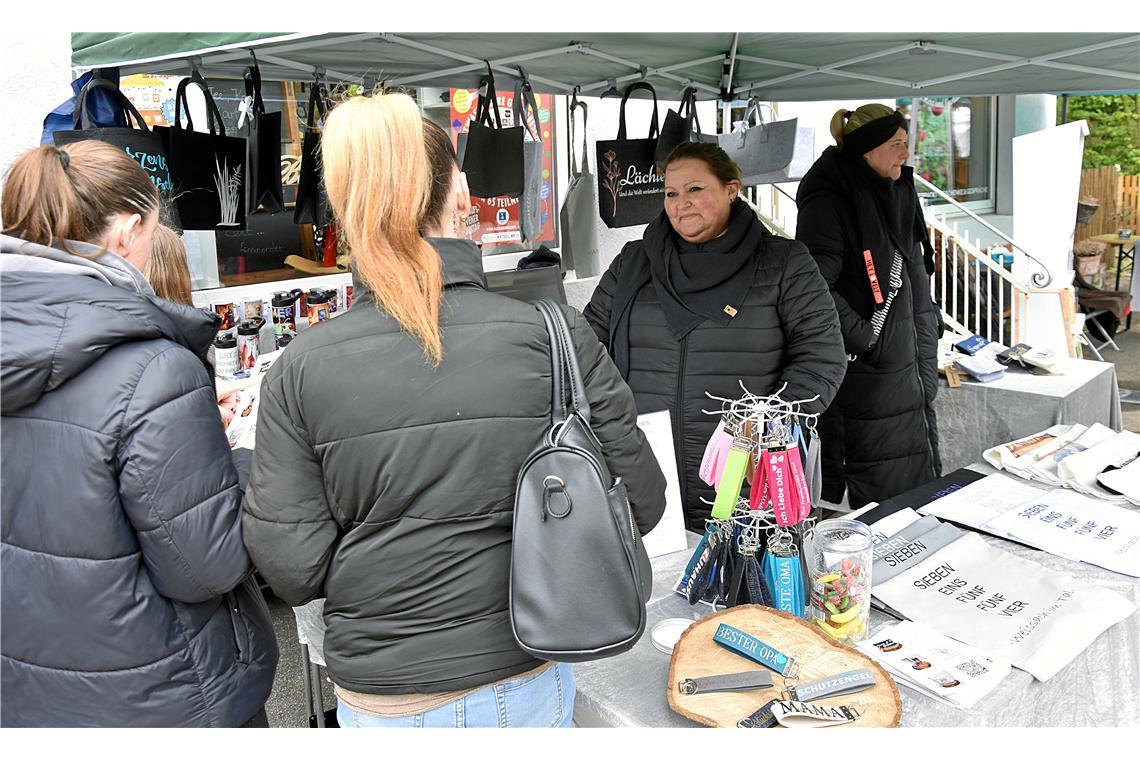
[749, 448, 770, 510]
[700, 419, 733, 487]
[767, 448, 799, 526]
[787, 442, 813, 522]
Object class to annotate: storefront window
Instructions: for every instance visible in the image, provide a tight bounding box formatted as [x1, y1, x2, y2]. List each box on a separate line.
[898, 96, 995, 208]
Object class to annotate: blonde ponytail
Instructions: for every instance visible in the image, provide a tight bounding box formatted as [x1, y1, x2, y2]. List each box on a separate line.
[830, 103, 898, 148]
[321, 94, 444, 366]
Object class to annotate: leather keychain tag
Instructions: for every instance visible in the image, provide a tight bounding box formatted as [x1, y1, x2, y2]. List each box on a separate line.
[783, 669, 876, 702]
[713, 623, 798, 677]
[711, 439, 750, 520]
[806, 429, 822, 508]
[700, 419, 733, 486]
[748, 448, 769, 510]
[772, 699, 862, 728]
[738, 698, 781, 728]
[678, 670, 775, 695]
[786, 444, 813, 522]
[767, 449, 797, 526]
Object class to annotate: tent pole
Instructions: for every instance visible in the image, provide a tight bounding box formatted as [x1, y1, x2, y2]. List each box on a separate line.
[198, 33, 380, 66]
[742, 42, 921, 92]
[256, 53, 357, 84]
[721, 33, 739, 102]
[577, 48, 720, 96]
[1061, 94, 1069, 124]
[381, 34, 571, 91]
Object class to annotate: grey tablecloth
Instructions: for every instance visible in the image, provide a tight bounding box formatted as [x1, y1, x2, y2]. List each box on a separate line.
[934, 357, 1123, 475]
[571, 462, 1140, 727]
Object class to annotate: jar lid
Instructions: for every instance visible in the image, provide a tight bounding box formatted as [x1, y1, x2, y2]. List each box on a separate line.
[650, 618, 694, 655]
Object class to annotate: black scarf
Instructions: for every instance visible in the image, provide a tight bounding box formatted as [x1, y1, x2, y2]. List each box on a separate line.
[832, 147, 931, 315]
[608, 200, 763, 376]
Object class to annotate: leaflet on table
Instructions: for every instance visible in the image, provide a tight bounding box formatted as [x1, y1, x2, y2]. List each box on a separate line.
[857, 620, 1010, 709]
[1097, 457, 1140, 507]
[954, 353, 1006, 383]
[1058, 430, 1140, 503]
[223, 350, 281, 450]
[916, 473, 1050, 540]
[872, 532, 1136, 681]
[982, 489, 1140, 578]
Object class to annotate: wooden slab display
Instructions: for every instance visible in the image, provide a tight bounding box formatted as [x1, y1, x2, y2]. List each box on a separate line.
[667, 605, 902, 728]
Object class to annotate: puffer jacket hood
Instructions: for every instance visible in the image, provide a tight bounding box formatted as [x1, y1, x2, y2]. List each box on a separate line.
[1, 235, 217, 412]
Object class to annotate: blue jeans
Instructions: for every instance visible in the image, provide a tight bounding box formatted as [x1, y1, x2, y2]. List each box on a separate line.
[336, 662, 575, 728]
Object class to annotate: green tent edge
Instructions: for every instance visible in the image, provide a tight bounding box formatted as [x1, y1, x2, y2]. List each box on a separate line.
[72, 32, 298, 68]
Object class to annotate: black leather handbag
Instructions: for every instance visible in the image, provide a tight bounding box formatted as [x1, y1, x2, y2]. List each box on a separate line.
[510, 299, 651, 662]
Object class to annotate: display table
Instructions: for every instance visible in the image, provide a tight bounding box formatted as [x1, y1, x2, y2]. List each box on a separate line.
[934, 357, 1123, 475]
[571, 462, 1140, 727]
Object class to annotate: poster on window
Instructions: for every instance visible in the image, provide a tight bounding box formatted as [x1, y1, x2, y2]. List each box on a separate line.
[450, 87, 558, 253]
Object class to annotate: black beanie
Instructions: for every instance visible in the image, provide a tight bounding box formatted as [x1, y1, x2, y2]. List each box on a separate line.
[841, 110, 907, 155]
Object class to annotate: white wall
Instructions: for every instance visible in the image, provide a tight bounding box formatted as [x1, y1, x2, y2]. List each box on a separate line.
[0, 30, 73, 180]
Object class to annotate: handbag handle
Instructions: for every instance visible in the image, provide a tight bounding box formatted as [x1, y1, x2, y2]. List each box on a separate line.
[72, 78, 149, 132]
[535, 299, 591, 427]
[303, 80, 327, 134]
[568, 92, 589, 175]
[512, 66, 541, 141]
[243, 54, 266, 116]
[617, 81, 659, 141]
[174, 73, 226, 136]
[679, 86, 705, 137]
[474, 62, 504, 130]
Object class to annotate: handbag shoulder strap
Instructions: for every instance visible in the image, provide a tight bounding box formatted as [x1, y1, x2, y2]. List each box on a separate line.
[174, 74, 226, 136]
[243, 58, 266, 116]
[567, 92, 588, 175]
[535, 299, 591, 426]
[304, 80, 327, 133]
[617, 82, 659, 141]
[512, 67, 541, 140]
[73, 78, 148, 131]
[474, 63, 503, 129]
[534, 300, 567, 427]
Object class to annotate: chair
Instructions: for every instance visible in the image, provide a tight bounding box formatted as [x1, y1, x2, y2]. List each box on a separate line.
[1073, 269, 1131, 361]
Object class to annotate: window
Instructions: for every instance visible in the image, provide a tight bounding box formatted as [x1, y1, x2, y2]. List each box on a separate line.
[898, 96, 995, 210]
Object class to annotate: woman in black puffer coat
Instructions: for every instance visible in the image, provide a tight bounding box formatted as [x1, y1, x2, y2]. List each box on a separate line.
[795, 104, 943, 509]
[585, 141, 846, 531]
[1, 141, 277, 727]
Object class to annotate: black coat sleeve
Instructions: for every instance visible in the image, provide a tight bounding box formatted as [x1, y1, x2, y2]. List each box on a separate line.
[795, 195, 877, 356]
[774, 242, 848, 415]
[242, 361, 340, 606]
[582, 245, 630, 348]
[563, 305, 667, 536]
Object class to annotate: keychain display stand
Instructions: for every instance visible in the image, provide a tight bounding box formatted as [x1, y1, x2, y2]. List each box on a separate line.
[667, 605, 902, 728]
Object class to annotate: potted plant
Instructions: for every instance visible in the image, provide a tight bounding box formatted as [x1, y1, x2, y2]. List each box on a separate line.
[1073, 238, 1106, 277]
[1076, 194, 1100, 225]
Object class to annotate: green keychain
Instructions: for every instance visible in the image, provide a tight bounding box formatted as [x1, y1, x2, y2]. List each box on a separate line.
[711, 437, 750, 520]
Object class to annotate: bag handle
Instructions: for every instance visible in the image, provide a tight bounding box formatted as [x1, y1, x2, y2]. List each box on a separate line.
[174, 73, 226, 136]
[535, 299, 591, 427]
[617, 81, 659, 141]
[474, 62, 504, 130]
[535, 299, 567, 427]
[303, 79, 327, 134]
[568, 91, 589, 175]
[512, 66, 541, 141]
[72, 78, 149, 132]
[240, 52, 266, 127]
[678, 86, 704, 137]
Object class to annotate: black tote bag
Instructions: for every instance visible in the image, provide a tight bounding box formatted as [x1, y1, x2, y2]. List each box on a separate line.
[459, 67, 523, 199]
[595, 82, 663, 229]
[52, 78, 175, 200]
[293, 81, 330, 226]
[240, 56, 284, 214]
[513, 69, 544, 242]
[156, 74, 247, 230]
[654, 86, 717, 170]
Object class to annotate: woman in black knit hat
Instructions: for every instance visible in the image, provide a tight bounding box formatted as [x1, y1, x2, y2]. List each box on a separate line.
[795, 104, 943, 509]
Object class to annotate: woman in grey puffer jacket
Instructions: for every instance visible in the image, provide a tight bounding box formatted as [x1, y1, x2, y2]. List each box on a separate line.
[0, 141, 277, 727]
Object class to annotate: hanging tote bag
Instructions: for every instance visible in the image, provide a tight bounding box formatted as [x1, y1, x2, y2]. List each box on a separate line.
[511, 299, 651, 662]
[240, 55, 285, 215]
[653, 86, 717, 170]
[42, 69, 125, 145]
[513, 69, 544, 242]
[595, 82, 664, 229]
[459, 64, 524, 199]
[52, 78, 175, 200]
[293, 81, 330, 226]
[559, 93, 601, 276]
[156, 74, 248, 230]
[717, 98, 815, 186]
